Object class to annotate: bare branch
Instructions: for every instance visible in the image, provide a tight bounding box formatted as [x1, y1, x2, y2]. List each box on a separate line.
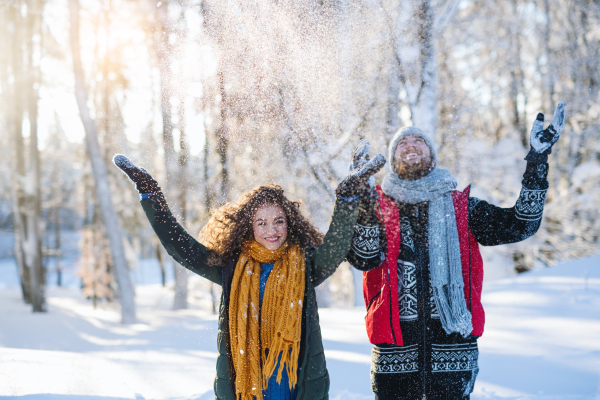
[433, 0, 461, 34]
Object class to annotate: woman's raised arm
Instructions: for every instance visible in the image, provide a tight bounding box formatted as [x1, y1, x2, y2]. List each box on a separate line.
[311, 148, 385, 286]
[113, 155, 222, 285]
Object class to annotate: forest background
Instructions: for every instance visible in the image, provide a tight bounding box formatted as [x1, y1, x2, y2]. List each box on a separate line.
[1, 0, 599, 322]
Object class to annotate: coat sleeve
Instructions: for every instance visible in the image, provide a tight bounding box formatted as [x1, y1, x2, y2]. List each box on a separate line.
[468, 161, 549, 246]
[141, 192, 223, 285]
[310, 196, 361, 287]
[346, 194, 385, 272]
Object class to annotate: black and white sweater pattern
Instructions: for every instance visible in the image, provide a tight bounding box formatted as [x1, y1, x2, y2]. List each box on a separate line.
[347, 161, 549, 400]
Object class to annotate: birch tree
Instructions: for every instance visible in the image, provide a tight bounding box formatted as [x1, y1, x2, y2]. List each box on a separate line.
[380, 0, 461, 143]
[69, 0, 136, 323]
[6, 0, 47, 312]
[152, 0, 190, 309]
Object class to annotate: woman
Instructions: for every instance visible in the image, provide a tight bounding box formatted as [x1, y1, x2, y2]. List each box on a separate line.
[113, 152, 384, 400]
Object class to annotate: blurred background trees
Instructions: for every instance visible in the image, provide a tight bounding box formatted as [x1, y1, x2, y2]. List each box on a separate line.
[0, 0, 598, 316]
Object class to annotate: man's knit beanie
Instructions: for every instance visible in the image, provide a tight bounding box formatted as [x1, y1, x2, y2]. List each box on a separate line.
[388, 126, 438, 173]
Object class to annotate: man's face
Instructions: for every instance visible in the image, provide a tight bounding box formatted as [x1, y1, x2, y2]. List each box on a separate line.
[393, 134, 435, 180]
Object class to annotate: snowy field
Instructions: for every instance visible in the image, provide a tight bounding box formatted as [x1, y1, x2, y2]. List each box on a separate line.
[1, 255, 599, 400]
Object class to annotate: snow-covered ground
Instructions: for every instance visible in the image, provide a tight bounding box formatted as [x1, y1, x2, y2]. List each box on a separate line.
[1, 255, 599, 400]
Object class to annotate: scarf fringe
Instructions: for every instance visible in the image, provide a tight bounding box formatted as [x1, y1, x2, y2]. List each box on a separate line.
[433, 284, 472, 337]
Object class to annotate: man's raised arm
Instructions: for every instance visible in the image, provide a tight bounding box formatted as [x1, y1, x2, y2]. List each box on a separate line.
[469, 103, 565, 246]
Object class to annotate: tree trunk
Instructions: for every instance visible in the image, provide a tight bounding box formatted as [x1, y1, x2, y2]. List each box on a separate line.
[25, 3, 45, 311]
[173, 84, 190, 310]
[542, 0, 555, 111]
[391, 0, 457, 143]
[203, 119, 212, 213]
[8, 4, 32, 305]
[217, 69, 229, 204]
[9, 1, 46, 311]
[155, 1, 188, 310]
[509, 0, 528, 147]
[338, 0, 355, 134]
[386, 58, 402, 140]
[55, 205, 62, 287]
[69, 0, 136, 323]
[408, 0, 438, 139]
[202, 120, 218, 314]
[178, 86, 188, 220]
[155, 240, 166, 287]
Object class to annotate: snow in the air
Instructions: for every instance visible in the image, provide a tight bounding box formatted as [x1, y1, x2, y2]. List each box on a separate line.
[1, 254, 599, 400]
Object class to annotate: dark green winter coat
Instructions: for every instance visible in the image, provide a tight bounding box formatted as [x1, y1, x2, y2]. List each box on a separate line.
[141, 192, 360, 400]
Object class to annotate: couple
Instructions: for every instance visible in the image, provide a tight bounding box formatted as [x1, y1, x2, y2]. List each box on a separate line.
[114, 103, 565, 400]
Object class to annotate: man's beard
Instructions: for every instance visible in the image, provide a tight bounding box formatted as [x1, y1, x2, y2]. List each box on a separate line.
[394, 156, 434, 180]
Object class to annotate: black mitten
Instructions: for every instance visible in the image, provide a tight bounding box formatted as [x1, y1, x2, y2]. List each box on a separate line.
[335, 153, 386, 199]
[113, 154, 160, 195]
[335, 140, 386, 199]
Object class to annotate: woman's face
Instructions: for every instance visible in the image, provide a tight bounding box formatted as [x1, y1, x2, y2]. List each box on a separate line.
[252, 204, 288, 250]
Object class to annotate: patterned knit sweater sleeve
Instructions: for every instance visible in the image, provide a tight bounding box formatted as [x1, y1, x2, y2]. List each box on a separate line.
[346, 193, 385, 272]
[468, 161, 549, 246]
[141, 192, 223, 285]
[311, 196, 361, 287]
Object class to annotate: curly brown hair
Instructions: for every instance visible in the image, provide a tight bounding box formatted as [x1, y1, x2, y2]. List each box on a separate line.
[199, 184, 324, 266]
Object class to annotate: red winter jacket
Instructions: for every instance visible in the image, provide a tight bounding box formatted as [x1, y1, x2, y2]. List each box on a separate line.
[362, 185, 485, 346]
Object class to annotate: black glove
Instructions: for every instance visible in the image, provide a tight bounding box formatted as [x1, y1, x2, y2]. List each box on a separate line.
[335, 140, 386, 199]
[113, 154, 160, 194]
[350, 140, 377, 187]
[525, 102, 566, 163]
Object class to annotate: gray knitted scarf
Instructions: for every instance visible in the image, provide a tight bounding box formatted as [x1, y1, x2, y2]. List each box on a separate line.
[382, 168, 472, 337]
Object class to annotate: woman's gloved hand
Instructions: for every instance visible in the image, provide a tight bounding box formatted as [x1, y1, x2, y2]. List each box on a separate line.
[335, 140, 386, 199]
[113, 154, 160, 195]
[526, 102, 566, 163]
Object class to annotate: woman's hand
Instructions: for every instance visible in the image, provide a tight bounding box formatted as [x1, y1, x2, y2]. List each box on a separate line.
[335, 141, 386, 199]
[113, 154, 160, 194]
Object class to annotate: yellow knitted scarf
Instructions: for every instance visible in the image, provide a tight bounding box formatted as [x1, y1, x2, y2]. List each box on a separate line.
[229, 240, 306, 400]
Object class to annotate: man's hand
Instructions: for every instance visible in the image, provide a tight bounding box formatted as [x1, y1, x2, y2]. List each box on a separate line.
[113, 154, 160, 194]
[526, 102, 566, 163]
[336, 140, 386, 198]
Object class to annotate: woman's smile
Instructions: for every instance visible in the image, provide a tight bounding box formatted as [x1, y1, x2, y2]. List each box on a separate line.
[263, 236, 281, 242]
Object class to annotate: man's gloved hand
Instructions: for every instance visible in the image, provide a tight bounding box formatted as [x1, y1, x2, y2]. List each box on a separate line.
[113, 154, 160, 194]
[526, 102, 566, 163]
[335, 140, 386, 199]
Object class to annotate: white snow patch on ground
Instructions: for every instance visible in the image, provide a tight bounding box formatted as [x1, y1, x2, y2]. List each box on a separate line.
[1, 255, 599, 400]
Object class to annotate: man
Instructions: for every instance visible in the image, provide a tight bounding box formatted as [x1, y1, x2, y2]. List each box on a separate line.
[345, 103, 566, 400]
